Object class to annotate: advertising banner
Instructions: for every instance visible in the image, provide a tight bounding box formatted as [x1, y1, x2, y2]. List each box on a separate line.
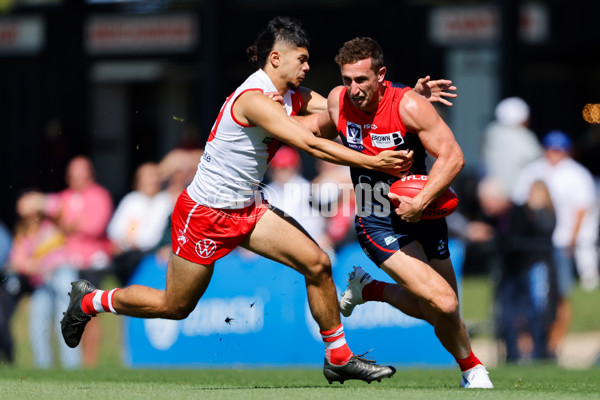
[124, 240, 464, 367]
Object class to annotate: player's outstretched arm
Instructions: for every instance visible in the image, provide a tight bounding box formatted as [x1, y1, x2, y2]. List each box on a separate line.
[237, 91, 412, 176]
[413, 75, 457, 107]
[295, 86, 327, 114]
[293, 86, 342, 140]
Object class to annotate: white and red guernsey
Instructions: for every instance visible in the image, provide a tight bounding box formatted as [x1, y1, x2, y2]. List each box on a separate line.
[187, 69, 303, 209]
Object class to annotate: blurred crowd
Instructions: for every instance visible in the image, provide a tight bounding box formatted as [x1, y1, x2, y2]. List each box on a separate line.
[452, 97, 599, 364]
[0, 148, 201, 368]
[1, 96, 599, 368]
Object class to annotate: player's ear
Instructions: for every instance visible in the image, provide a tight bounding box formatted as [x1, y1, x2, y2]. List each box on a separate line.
[377, 66, 387, 83]
[269, 51, 281, 68]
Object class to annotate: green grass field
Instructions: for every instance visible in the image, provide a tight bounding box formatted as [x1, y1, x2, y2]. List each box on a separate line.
[1, 364, 599, 400]
[4, 276, 600, 399]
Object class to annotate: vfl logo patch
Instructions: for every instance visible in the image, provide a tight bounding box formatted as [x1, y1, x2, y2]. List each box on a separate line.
[346, 122, 364, 150]
[370, 132, 404, 148]
[195, 239, 217, 258]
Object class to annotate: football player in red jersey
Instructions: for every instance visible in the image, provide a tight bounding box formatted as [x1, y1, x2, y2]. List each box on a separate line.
[307, 37, 494, 389]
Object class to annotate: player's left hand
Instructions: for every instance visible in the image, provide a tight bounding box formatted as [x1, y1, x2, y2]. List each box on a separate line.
[388, 192, 422, 223]
[375, 149, 414, 177]
[265, 91, 284, 106]
[413, 76, 457, 107]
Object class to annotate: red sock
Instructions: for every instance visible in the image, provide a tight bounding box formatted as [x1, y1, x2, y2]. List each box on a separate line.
[321, 324, 353, 365]
[362, 281, 388, 302]
[455, 350, 481, 371]
[81, 289, 120, 316]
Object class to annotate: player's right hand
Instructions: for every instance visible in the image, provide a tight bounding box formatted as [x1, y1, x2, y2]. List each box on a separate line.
[374, 149, 414, 177]
[388, 192, 423, 223]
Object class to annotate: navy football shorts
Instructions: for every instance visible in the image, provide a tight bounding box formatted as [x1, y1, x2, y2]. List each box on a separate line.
[355, 215, 451, 266]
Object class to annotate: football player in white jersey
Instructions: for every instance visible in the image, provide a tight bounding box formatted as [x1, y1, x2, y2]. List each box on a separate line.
[61, 16, 418, 384]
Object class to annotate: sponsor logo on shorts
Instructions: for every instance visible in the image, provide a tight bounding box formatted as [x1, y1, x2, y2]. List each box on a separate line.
[346, 122, 364, 150]
[177, 229, 188, 246]
[384, 234, 401, 246]
[369, 132, 404, 148]
[195, 239, 217, 258]
[437, 240, 447, 252]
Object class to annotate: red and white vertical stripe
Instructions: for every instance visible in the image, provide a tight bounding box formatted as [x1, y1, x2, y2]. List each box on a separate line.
[91, 289, 120, 314]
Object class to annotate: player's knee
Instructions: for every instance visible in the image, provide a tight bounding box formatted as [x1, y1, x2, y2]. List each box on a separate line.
[435, 292, 460, 317]
[305, 251, 332, 281]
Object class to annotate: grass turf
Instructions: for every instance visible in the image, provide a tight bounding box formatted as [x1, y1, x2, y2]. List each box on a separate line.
[5, 276, 600, 399]
[1, 365, 599, 400]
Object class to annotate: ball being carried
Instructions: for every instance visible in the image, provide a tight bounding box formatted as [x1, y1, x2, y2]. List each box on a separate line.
[388, 174, 458, 220]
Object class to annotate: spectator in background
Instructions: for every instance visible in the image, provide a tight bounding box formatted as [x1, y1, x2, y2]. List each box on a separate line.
[0, 220, 14, 363]
[462, 177, 557, 363]
[513, 130, 599, 359]
[459, 176, 512, 276]
[157, 147, 204, 204]
[25, 155, 113, 368]
[264, 146, 330, 250]
[481, 97, 542, 195]
[107, 162, 174, 285]
[495, 180, 557, 363]
[7, 192, 81, 369]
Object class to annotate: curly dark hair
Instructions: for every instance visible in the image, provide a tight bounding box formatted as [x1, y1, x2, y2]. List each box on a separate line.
[334, 37, 384, 72]
[246, 16, 310, 68]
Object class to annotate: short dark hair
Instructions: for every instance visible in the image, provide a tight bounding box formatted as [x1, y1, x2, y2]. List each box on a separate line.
[247, 16, 310, 68]
[334, 37, 384, 72]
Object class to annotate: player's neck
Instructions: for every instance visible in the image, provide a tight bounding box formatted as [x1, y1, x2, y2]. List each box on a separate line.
[263, 68, 291, 96]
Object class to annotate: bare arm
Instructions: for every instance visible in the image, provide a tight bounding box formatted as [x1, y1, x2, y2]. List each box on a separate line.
[295, 86, 327, 114]
[293, 88, 341, 140]
[235, 90, 411, 175]
[389, 90, 464, 222]
[291, 86, 337, 139]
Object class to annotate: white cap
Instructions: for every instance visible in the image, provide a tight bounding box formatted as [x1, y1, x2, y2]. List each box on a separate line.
[495, 97, 530, 127]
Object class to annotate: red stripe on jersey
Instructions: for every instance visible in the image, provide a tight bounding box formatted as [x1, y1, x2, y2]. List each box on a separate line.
[208, 91, 235, 142]
[266, 139, 282, 164]
[290, 90, 304, 116]
[208, 89, 263, 142]
[230, 88, 263, 127]
[100, 290, 110, 312]
[359, 218, 396, 254]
